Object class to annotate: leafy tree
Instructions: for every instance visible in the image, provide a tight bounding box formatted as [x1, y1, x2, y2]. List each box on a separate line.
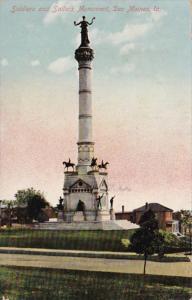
[174, 210, 191, 234]
[0, 200, 17, 227]
[180, 210, 192, 236]
[1, 200, 17, 207]
[174, 210, 192, 253]
[157, 230, 184, 257]
[159, 230, 180, 247]
[130, 209, 163, 274]
[15, 188, 49, 222]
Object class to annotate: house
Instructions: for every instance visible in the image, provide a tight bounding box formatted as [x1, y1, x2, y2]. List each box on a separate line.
[115, 203, 179, 233]
[115, 206, 133, 222]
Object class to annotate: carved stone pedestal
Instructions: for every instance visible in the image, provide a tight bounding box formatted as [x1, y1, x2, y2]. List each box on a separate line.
[110, 209, 116, 220]
[57, 211, 64, 222]
[73, 211, 86, 222]
[96, 210, 111, 222]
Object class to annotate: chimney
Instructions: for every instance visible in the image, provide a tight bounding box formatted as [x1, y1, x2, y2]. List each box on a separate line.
[122, 205, 124, 213]
[145, 202, 149, 210]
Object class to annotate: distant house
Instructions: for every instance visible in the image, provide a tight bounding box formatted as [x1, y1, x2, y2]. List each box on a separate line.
[115, 206, 133, 222]
[115, 203, 179, 233]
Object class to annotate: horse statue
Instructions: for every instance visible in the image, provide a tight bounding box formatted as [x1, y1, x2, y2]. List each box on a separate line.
[98, 160, 109, 170]
[90, 157, 97, 170]
[63, 158, 75, 172]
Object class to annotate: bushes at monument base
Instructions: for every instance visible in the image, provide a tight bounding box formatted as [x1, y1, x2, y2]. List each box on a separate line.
[0, 228, 188, 253]
[0, 229, 135, 251]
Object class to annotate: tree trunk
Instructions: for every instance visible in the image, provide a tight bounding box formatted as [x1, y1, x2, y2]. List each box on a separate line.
[143, 253, 147, 275]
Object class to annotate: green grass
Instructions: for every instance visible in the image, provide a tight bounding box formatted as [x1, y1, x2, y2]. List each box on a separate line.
[0, 266, 191, 300]
[0, 229, 135, 251]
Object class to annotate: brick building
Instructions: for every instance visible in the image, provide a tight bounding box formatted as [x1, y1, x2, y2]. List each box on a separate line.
[115, 203, 179, 233]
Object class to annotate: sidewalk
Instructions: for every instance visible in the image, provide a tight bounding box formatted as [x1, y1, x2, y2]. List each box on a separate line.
[0, 252, 191, 277]
[0, 247, 191, 262]
[0, 247, 135, 259]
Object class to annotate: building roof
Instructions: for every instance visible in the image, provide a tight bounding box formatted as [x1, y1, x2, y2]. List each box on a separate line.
[133, 203, 173, 213]
[115, 212, 131, 215]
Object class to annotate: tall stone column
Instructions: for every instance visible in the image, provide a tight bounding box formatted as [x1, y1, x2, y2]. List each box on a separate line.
[75, 47, 94, 174]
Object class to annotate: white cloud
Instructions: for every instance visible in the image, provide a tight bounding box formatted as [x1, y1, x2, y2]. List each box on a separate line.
[48, 56, 74, 74]
[151, 9, 167, 22]
[43, 1, 63, 25]
[120, 43, 135, 55]
[31, 60, 40, 67]
[110, 63, 135, 75]
[91, 10, 167, 48]
[43, 0, 81, 25]
[89, 28, 106, 46]
[108, 23, 152, 45]
[1, 58, 8, 66]
[75, 23, 152, 48]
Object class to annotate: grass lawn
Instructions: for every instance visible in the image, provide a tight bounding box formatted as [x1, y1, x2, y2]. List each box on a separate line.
[0, 229, 134, 251]
[0, 266, 191, 300]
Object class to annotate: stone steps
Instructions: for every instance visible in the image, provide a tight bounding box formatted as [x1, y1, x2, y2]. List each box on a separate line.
[35, 220, 139, 231]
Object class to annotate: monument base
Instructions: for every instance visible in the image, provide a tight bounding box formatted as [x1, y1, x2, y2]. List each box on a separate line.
[35, 220, 139, 231]
[63, 209, 111, 222]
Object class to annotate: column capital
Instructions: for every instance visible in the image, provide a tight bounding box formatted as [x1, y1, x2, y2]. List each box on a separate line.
[75, 47, 94, 62]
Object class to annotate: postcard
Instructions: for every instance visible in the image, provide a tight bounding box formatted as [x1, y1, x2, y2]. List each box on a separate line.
[0, 0, 191, 299]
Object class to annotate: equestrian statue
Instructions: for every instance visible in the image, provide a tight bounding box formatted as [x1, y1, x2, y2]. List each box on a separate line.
[98, 160, 109, 170]
[90, 157, 98, 170]
[63, 158, 75, 172]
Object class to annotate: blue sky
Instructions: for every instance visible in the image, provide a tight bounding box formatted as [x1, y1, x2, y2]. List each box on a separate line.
[1, 0, 191, 82]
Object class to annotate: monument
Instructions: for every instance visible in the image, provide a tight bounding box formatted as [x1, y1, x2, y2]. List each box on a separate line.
[37, 17, 139, 230]
[63, 16, 111, 223]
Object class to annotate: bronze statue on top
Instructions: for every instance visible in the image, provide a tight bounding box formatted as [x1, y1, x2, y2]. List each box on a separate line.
[74, 16, 95, 47]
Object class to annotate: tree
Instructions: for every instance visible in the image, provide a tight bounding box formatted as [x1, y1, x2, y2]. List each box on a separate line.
[174, 210, 191, 235]
[158, 230, 182, 256]
[180, 210, 192, 254]
[15, 188, 49, 222]
[1, 200, 17, 227]
[180, 210, 191, 235]
[174, 210, 192, 254]
[130, 209, 163, 275]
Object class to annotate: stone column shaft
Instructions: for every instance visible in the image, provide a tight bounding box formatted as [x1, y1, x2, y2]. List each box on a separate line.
[75, 47, 94, 174]
[78, 61, 92, 143]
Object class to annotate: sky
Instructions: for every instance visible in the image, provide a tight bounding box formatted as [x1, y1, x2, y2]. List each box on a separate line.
[0, 0, 191, 211]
